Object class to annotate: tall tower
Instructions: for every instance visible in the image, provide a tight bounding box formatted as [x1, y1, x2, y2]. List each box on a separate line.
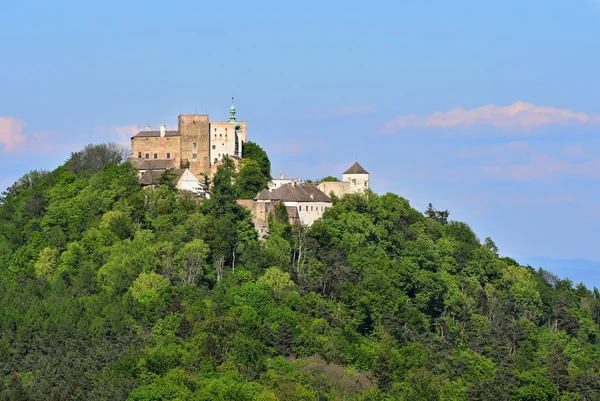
[178, 114, 210, 177]
[342, 162, 369, 193]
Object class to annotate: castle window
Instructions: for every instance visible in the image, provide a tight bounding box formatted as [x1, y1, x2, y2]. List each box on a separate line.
[225, 128, 227, 134]
[220, 134, 222, 137]
[137, 152, 142, 158]
[192, 153, 197, 160]
[212, 145, 216, 149]
[145, 153, 149, 159]
[192, 142, 197, 149]
[311, 206, 313, 211]
[166, 152, 171, 159]
[153, 153, 158, 159]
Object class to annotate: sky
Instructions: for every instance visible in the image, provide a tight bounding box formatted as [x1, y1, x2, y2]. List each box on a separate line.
[2, 0, 600, 284]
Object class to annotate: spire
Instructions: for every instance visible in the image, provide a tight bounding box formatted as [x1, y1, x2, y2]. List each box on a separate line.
[229, 97, 241, 130]
[229, 97, 236, 122]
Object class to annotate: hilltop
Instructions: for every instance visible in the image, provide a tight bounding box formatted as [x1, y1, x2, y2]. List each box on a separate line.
[1, 143, 600, 400]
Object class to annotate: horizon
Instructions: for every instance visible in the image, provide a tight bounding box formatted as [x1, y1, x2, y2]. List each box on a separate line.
[2, 0, 600, 286]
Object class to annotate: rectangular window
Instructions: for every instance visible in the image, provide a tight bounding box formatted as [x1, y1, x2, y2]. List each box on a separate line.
[137, 152, 142, 158]
[214, 158, 218, 163]
[153, 153, 158, 159]
[212, 145, 216, 149]
[145, 153, 149, 159]
[192, 142, 197, 149]
[311, 206, 313, 211]
[192, 153, 197, 160]
[166, 152, 171, 159]
[299, 206, 302, 211]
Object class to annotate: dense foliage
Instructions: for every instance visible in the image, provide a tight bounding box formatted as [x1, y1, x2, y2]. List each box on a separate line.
[1, 143, 600, 400]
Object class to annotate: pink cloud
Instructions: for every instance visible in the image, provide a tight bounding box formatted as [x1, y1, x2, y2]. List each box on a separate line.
[0, 117, 27, 152]
[384, 101, 600, 132]
[112, 125, 140, 145]
[483, 152, 600, 181]
[563, 145, 587, 158]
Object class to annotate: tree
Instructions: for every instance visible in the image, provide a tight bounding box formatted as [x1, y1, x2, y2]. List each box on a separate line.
[257, 267, 296, 301]
[34, 247, 58, 278]
[242, 141, 272, 181]
[130, 271, 170, 305]
[66, 143, 129, 177]
[236, 159, 267, 199]
[175, 239, 209, 285]
[318, 176, 340, 183]
[424, 202, 449, 224]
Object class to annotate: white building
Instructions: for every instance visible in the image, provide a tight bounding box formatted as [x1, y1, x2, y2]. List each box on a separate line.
[256, 183, 332, 226]
[139, 168, 208, 197]
[209, 102, 247, 166]
[268, 171, 302, 191]
[317, 162, 369, 198]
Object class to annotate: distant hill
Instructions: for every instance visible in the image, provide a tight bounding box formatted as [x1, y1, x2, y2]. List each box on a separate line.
[519, 256, 600, 290]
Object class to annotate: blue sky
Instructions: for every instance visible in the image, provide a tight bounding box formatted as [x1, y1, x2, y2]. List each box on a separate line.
[2, 1, 600, 284]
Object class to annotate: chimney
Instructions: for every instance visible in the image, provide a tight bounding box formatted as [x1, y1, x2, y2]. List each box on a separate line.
[146, 124, 151, 132]
[160, 124, 166, 137]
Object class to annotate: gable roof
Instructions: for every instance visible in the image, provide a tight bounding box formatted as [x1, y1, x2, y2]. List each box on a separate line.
[133, 130, 180, 138]
[343, 162, 368, 175]
[261, 183, 331, 203]
[130, 159, 176, 171]
[139, 169, 187, 186]
[256, 189, 272, 200]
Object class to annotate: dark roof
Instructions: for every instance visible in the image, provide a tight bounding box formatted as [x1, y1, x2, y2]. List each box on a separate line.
[130, 159, 176, 171]
[255, 189, 272, 200]
[343, 162, 368, 175]
[258, 183, 331, 203]
[139, 169, 187, 186]
[133, 130, 180, 138]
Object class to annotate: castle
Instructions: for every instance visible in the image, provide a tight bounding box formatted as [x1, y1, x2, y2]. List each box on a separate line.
[130, 100, 247, 179]
[129, 103, 370, 230]
[239, 162, 370, 236]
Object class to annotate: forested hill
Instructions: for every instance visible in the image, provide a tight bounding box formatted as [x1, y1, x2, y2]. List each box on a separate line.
[1, 143, 600, 401]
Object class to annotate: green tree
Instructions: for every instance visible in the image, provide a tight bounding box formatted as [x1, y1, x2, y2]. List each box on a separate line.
[236, 159, 267, 199]
[242, 141, 272, 181]
[257, 267, 296, 301]
[175, 239, 209, 285]
[34, 247, 58, 278]
[130, 271, 170, 305]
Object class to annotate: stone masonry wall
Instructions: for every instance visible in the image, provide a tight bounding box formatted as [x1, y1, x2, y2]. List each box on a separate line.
[179, 115, 210, 177]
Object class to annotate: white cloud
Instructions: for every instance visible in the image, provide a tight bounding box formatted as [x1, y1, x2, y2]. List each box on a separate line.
[384, 101, 600, 132]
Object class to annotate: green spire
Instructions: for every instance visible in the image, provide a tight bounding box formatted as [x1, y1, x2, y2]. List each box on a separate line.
[229, 97, 236, 122]
[229, 97, 240, 129]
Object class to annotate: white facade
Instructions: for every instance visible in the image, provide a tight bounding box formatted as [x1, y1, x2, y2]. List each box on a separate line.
[342, 172, 369, 193]
[209, 121, 247, 165]
[269, 172, 302, 191]
[283, 201, 332, 226]
[176, 169, 208, 197]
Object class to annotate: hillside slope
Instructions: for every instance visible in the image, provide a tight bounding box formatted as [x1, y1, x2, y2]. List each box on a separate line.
[1, 144, 600, 400]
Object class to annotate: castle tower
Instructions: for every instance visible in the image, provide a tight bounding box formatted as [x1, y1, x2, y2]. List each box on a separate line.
[342, 162, 369, 193]
[178, 114, 210, 177]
